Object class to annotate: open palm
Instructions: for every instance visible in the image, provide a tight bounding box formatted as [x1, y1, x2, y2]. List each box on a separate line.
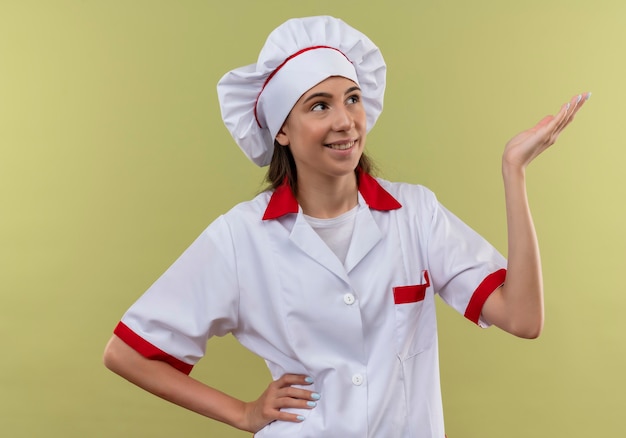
[503, 93, 590, 170]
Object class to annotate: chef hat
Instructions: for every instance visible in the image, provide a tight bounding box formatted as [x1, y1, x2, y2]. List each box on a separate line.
[217, 16, 386, 166]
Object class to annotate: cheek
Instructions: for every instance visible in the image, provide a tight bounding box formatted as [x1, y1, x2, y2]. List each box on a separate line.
[353, 107, 367, 127]
[295, 123, 326, 144]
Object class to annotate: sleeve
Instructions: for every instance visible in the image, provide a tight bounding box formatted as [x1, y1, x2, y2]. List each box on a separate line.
[426, 200, 507, 328]
[113, 215, 239, 374]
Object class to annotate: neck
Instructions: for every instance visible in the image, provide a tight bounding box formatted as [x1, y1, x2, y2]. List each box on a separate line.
[297, 172, 358, 219]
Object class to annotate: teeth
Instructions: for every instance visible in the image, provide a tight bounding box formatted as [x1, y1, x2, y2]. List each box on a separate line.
[326, 141, 355, 150]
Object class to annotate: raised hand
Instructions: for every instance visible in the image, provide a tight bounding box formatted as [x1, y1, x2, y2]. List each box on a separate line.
[482, 92, 591, 338]
[503, 92, 590, 171]
[241, 373, 319, 433]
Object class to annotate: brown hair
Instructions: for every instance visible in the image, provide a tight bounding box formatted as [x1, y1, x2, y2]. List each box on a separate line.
[264, 140, 376, 194]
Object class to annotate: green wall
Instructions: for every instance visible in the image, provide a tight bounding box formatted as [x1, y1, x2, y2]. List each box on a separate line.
[1, 1, 622, 436]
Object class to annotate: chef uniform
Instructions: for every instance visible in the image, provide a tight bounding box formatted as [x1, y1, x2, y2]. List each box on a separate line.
[112, 16, 507, 438]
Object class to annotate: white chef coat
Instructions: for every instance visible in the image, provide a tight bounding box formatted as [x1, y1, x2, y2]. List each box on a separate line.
[115, 171, 507, 438]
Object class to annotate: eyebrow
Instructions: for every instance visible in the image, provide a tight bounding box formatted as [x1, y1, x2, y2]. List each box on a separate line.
[301, 86, 362, 104]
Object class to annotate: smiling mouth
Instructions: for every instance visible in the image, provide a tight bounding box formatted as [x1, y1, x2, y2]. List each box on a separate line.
[325, 140, 356, 150]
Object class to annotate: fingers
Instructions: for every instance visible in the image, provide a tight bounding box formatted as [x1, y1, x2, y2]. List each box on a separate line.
[265, 374, 320, 423]
[567, 92, 591, 120]
[553, 92, 591, 137]
[274, 373, 315, 387]
[272, 373, 319, 407]
[502, 91, 590, 170]
[533, 92, 589, 148]
[244, 374, 320, 432]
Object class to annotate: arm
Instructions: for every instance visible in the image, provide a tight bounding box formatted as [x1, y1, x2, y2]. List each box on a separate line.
[481, 93, 590, 338]
[103, 335, 317, 432]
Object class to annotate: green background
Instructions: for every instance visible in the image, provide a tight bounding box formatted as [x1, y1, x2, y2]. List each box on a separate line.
[1, 1, 622, 437]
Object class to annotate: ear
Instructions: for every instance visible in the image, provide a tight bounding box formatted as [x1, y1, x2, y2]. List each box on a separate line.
[275, 126, 290, 147]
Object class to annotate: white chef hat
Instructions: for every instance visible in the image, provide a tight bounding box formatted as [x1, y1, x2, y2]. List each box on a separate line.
[217, 16, 386, 166]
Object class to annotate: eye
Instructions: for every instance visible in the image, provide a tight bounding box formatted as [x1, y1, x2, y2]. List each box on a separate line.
[346, 94, 361, 105]
[311, 102, 329, 112]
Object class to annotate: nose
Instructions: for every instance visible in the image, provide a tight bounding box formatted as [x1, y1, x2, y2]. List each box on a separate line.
[332, 105, 355, 131]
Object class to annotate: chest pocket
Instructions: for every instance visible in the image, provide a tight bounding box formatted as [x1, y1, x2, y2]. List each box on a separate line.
[392, 270, 436, 360]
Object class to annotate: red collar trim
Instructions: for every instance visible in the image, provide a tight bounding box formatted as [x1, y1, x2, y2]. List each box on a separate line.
[262, 171, 402, 220]
[357, 171, 403, 212]
[263, 180, 299, 220]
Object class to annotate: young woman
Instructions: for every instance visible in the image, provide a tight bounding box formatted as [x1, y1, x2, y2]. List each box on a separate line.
[103, 15, 589, 437]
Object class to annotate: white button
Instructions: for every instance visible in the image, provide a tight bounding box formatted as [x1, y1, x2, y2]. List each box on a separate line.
[343, 293, 356, 305]
[352, 374, 364, 386]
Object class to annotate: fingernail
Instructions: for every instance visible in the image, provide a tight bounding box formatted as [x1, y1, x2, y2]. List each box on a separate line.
[576, 94, 583, 103]
[304, 376, 314, 384]
[311, 392, 321, 400]
[586, 91, 592, 100]
[297, 415, 305, 421]
[566, 102, 570, 110]
[307, 401, 317, 407]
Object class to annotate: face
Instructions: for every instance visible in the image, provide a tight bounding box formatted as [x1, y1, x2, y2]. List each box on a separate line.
[275, 76, 367, 185]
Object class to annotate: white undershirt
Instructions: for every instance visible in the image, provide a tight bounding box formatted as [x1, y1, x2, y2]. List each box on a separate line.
[303, 205, 358, 265]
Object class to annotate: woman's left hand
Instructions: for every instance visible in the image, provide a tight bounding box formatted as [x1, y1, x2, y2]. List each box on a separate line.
[483, 92, 591, 338]
[502, 92, 590, 171]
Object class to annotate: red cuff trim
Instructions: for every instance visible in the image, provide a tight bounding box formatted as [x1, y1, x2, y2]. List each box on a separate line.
[464, 269, 507, 325]
[114, 321, 194, 375]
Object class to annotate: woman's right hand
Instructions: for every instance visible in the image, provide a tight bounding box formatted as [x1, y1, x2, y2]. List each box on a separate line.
[104, 336, 319, 434]
[240, 373, 319, 433]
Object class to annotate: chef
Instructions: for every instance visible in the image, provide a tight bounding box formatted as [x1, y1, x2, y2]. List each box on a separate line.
[104, 15, 589, 438]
